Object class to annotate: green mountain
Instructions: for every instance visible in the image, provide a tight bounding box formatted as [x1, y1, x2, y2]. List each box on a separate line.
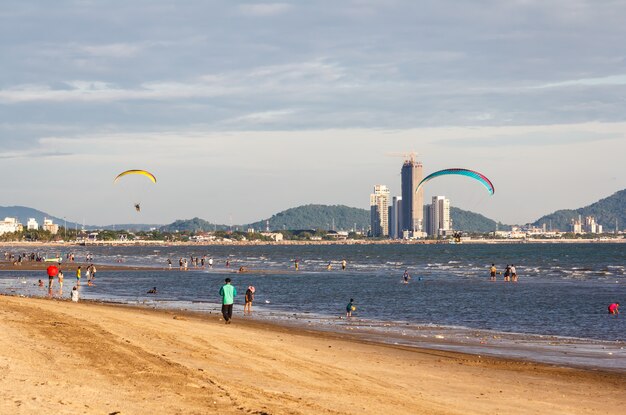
[450, 207, 510, 233]
[159, 217, 229, 233]
[532, 189, 626, 232]
[159, 204, 510, 233]
[246, 204, 370, 231]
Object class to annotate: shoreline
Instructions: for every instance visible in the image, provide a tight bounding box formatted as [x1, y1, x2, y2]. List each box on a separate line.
[1, 294, 624, 414]
[0, 238, 623, 247]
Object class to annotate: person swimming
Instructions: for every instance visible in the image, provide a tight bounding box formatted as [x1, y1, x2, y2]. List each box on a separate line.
[147, 287, 157, 294]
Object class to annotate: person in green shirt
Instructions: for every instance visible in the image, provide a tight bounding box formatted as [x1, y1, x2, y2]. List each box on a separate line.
[219, 278, 237, 324]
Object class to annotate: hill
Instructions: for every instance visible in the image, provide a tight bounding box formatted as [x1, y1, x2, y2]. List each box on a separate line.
[450, 207, 510, 233]
[159, 204, 509, 233]
[532, 189, 625, 231]
[246, 204, 370, 231]
[159, 217, 229, 233]
[0, 206, 79, 229]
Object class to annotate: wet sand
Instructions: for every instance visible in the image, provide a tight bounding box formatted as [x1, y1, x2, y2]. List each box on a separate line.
[0, 260, 163, 272]
[0, 295, 624, 414]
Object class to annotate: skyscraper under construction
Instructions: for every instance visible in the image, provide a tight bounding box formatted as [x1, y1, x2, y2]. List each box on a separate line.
[400, 154, 424, 236]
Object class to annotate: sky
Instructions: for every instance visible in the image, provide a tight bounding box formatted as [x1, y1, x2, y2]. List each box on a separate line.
[1, 0, 625, 226]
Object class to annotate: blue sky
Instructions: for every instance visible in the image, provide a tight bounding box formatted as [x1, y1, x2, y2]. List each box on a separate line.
[1, 0, 625, 226]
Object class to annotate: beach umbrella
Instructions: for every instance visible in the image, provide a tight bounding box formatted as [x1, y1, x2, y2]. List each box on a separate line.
[46, 265, 59, 277]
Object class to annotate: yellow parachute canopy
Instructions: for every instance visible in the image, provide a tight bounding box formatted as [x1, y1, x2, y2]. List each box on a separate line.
[114, 169, 157, 184]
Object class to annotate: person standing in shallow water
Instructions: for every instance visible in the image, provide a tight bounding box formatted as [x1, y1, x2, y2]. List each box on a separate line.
[244, 286, 255, 315]
[219, 278, 237, 324]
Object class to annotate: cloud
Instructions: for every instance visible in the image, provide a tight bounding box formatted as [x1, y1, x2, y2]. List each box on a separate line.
[432, 124, 625, 148]
[533, 74, 626, 89]
[0, 149, 73, 159]
[224, 109, 298, 125]
[238, 3, 292, 17]
[77, 43, 143, 58]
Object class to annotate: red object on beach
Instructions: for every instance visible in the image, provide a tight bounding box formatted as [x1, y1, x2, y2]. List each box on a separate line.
[46, 265, 59, 277]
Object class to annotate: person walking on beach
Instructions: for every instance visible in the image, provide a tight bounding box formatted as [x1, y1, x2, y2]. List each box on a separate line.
[504, 265, 511, 282]
[76, 266, 81, 285]
[244, 286, 255, 315]
[219, 278, 237, 324]
[510, 264, 518, 282]
[208, 257, 214, 269]
[346, 299, 355, 317]
[167, 258, 172, 269]
[489, 264, 497, 281]
[294, 259, 299, 271]
[342, 259, 347, 271]
[608, 302, 619, 316]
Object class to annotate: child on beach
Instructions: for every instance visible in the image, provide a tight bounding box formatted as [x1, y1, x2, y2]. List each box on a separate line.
[346, 299, 355, 317]
[71, 286, 79, 302]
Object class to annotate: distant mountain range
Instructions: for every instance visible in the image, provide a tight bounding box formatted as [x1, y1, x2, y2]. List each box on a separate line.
[532, 189, 625, 232]
[159, 204, 503, 233]
[2, 188, 624, 233]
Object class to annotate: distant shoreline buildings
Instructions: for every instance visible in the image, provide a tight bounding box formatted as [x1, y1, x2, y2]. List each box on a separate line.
[0, 217, 59, 236]
[370, 154, 610, 240]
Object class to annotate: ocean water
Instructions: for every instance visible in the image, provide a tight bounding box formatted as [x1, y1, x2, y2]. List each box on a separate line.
[2, 243, 625, 369]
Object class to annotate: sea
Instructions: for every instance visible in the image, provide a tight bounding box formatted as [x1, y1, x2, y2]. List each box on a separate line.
[1, 243, 625, 371]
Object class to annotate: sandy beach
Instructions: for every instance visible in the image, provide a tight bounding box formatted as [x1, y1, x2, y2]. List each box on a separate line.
[1, 295, 624, 415]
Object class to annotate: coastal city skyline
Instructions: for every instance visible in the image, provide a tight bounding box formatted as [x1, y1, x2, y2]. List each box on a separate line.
[1, 1, 625, 226]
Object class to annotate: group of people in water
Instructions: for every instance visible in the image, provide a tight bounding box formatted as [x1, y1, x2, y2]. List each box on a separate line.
[489, 264, 518, 282]
[169, 256, 216, 270]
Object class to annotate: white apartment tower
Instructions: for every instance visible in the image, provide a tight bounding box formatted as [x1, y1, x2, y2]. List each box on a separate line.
[429, 196, 451, 237]
[26, 218, 39, 230]
[370, 185, 390, 237]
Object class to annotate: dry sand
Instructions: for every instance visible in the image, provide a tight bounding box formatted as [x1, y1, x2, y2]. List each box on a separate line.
[0, 295, 624, 415]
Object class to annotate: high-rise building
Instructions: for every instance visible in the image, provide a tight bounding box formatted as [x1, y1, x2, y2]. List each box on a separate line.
[400, 154, 424, 237]
[429, 196, 450, 237]
[370, 185, 390, 237]
[389, 196, 402, 239]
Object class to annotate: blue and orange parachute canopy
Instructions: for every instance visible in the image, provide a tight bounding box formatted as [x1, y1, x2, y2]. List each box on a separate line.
[114, 169, 157, 184]
[416, 168, 494, 195]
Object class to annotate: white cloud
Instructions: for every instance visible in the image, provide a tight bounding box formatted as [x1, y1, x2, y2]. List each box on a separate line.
[238, 3, 292, 17]
[534, 74, 626, 89]
[77, 42, 143, 58]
